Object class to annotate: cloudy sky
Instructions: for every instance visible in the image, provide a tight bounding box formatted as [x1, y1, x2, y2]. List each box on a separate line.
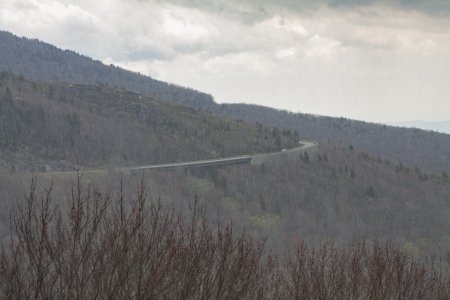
[1, 0, 450, 122]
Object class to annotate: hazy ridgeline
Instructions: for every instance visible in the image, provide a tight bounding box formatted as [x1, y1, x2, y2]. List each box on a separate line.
[1, 177, 449, 299]
[1, 30, 450, 173]
[215, 103, 450, 173]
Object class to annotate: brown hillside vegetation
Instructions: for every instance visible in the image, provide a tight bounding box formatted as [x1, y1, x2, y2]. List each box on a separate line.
[2, 30, 450, 173]
[0, 30, 216, 110]
[4, 143, 447, 258]
[106, 144, 450, 256]
[1, 178, 449, 299]
[0, 72, 297, 171]
[216, 103, 450, 172]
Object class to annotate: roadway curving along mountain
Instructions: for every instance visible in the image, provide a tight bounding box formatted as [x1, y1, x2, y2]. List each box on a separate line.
[1, 30, 450, 172]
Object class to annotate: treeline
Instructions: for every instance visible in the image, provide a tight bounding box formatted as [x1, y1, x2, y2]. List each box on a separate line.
[1, 179, 448, 299]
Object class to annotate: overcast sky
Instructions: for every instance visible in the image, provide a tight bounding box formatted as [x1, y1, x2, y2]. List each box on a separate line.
[1, 0, 450, 122]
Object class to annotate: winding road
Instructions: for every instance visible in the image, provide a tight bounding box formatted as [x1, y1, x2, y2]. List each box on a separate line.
[38, 141, 317, 176]
[129, 140, 317, 175]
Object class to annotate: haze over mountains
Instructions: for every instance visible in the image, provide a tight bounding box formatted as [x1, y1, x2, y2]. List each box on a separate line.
[1, 29, 450, 256]
[1, 30, 449, 173]
[391, 120, 450, 135]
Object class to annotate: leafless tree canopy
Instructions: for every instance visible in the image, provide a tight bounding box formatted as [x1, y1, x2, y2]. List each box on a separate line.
[0, 178, 449, 299]
[0, 178, 273, 299]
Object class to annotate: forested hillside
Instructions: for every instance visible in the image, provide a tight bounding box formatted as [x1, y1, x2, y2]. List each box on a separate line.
[0, 31, 215, 110]
[7, 141, 448, 257]
[216, 104, 450, 172]
[1, 30, 449, 173]
[117, 144, 450, 256]
[1, 178, 448, 299]
[0, 72, 297, 171]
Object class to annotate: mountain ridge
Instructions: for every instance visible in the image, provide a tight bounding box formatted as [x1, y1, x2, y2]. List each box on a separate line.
[0, 30, 216, 110]
[0, 72, 297, 171]
[389, 120, 450, 134]
[1, 30, 450, 172]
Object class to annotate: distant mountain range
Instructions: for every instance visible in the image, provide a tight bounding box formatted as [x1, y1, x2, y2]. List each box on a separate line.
[1, 30, 450, 172]
[389, 121, 450, 135]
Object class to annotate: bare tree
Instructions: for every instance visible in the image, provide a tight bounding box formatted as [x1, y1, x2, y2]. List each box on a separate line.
[0, 177, 273, 299]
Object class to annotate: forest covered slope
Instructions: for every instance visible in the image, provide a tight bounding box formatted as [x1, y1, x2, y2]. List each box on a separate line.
[4, 141, 447, 257]
[129, 144, 450, 256]
[216, 103, 450, 172]
[0, 72, 297, 171]
[0, 30, 215, 110]
[1, 30, 449, 173]
[0, 30, 449, 261]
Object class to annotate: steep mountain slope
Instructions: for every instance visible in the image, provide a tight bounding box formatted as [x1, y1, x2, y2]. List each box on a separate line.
[0, 31, 215, 110]
[1, 30, 450, 172]
[0, 73, 298, 171]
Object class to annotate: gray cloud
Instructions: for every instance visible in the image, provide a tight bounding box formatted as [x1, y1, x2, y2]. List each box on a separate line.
[152, 0, 450, 21]
[396, 0, 450, 15]
[1, 0, 450, 122]
[126, 47, 173, 61]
